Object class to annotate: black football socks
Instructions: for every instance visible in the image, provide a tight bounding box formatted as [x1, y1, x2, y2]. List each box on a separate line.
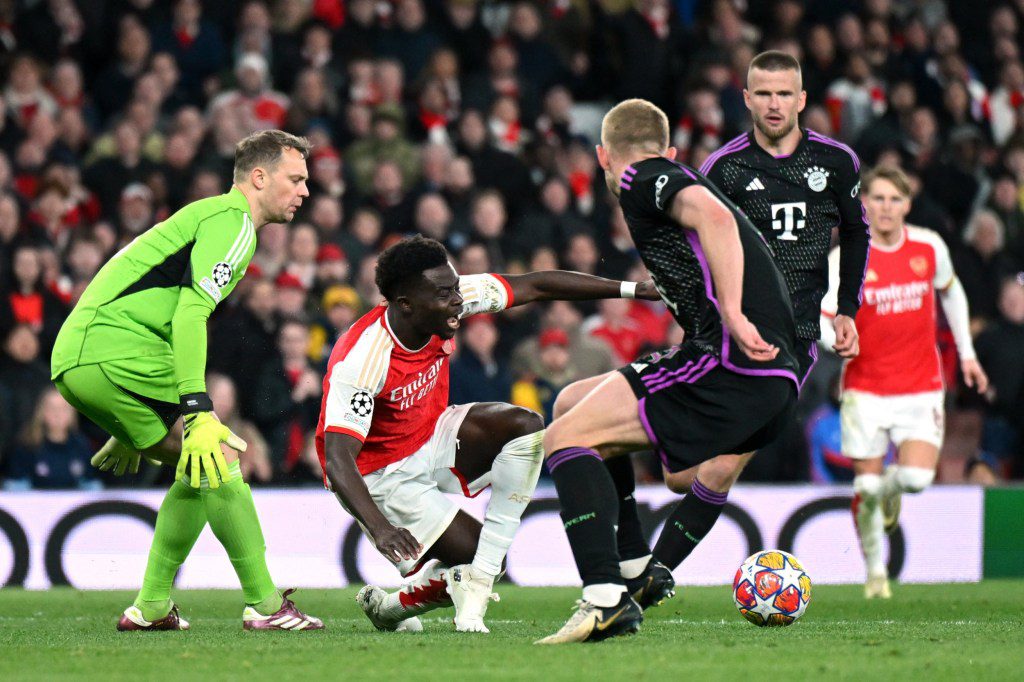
[653, 477, 727, 570]
[547, 447, 622, 588]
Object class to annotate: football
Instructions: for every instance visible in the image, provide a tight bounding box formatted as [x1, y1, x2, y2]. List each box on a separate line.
[733, 549, 812, 627]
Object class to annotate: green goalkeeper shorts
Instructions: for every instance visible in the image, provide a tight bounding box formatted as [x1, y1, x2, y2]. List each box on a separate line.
[54, 360, 181, 451]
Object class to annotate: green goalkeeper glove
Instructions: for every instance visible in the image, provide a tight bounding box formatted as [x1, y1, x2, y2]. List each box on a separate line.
[176, 394, 247, 489]
[91, 439, 141, 476]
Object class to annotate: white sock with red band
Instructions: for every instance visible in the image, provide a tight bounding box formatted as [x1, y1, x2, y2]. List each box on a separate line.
[471, 430, 545, 578]
[853, 474, 886, 577]
[376, 559, 452, 622]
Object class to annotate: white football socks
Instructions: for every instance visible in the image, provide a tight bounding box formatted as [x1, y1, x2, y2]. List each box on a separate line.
[620, 555, 652, 580]
[471, 430, 544, 578]
[853, 474, 886, 577]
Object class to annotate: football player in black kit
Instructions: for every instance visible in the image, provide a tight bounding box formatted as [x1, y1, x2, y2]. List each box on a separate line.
[551, 51, 871, 610]
[536, 98, 800, 644]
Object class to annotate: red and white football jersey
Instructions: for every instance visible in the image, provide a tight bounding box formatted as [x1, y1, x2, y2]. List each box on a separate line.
[315, 273, 514, 484]
[822, 226, 954, 396]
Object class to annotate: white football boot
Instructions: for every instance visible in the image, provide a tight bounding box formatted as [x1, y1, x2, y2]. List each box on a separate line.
[445, 564, 499, 633]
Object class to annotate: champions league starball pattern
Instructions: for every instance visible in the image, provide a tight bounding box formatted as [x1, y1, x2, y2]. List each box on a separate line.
[733, 549, 812, 627]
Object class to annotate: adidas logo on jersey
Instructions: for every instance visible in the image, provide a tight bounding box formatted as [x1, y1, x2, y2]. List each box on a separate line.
[745, 177, 765, 191]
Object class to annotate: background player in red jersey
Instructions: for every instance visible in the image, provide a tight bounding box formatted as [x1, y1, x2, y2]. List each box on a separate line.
[821, 166, 988, 599]
[316, 235, 658, 633]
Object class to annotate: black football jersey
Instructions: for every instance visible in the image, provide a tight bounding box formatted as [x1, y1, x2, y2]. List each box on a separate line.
[700, 129, 869, 340]
[617, 157, 799, 382]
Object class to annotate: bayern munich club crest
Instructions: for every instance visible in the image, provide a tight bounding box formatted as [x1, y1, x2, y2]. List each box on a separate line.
[804, 166, 829, 192]
[350, 390, 373, 417]
[211, 261, 233, 288]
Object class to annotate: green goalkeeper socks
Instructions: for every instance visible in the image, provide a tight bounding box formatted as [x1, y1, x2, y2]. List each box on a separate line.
[201, 460, 283, 613]
[135, 480, 207, 621]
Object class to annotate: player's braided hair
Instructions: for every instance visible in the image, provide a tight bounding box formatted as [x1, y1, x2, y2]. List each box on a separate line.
[375, 235, 449, 301]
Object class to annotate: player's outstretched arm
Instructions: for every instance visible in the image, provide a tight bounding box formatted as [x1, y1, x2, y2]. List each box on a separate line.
[324, 432, 422, 563]
[671, 185, 778, 362]
[499, 271, 660, 307]
[938, 277, 989, 394]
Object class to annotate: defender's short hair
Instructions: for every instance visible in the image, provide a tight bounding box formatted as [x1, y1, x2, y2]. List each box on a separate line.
[233, 130, 311, 184]
[863, 165, 911, 197]
[601, 99, 669, 155]
[748, 50, 802, 84]
[375, 235, 450, 301]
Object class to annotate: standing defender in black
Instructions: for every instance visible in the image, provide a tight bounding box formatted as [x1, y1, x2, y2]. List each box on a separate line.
[553, 52, 870, 603]
[536, 98, 799, 644]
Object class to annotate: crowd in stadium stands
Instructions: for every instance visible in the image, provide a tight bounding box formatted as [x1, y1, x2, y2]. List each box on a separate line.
[1, 0, 1023, 489]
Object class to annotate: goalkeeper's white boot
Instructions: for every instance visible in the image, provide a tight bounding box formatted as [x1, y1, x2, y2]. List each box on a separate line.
[445, 564, 499, 633]
[864, 571, 892, 599]
[117, 603, 190, 631]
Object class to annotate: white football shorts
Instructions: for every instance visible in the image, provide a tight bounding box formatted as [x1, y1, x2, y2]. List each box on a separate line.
[335, 403, 489, 575]
[840, 389, 944, 460]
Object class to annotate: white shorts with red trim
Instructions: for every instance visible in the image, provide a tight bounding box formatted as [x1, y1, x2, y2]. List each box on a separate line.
[335, 403, 488, 575]
[840, 389, 944, 460]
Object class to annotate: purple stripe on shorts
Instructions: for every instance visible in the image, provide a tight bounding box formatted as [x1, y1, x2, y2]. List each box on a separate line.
[546, 446, 601, 472]
[798, 342, 819, 392]
[691, 478, 728, 506]
[646, 355, 719, 393]
[643, 354, 710, 391]
[637, 398, 670, 469]
[642, 358, 696, 386]
[807, 131, 861, 172]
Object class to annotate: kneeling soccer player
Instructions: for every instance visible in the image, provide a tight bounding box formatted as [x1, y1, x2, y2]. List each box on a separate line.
[50, 130, 322, 631]
[317, 235, 658, 633]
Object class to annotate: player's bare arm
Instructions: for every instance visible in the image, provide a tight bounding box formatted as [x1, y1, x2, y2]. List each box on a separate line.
[670, 184, 778, 362]
[324, 432, 422, 562]
[500, 271, 661, 305]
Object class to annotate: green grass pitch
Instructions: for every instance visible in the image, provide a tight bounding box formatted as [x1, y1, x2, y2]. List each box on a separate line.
[1, 582, 1022, 680]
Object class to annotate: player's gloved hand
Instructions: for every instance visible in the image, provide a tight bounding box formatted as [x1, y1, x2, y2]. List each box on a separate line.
[370, 522, 423, 564]
[176, 394, 246, 489]
[90, 440, 141, 476]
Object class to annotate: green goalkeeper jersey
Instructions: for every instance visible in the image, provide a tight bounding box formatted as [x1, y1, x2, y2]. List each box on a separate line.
[51, 187, 257, 397]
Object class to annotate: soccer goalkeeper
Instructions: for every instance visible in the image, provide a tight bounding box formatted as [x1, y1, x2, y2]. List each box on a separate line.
[50, 130, 322, 632]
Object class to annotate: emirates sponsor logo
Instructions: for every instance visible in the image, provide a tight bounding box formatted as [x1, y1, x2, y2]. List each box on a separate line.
[864, 280, 931, 315]
[390, 357, 445, 409]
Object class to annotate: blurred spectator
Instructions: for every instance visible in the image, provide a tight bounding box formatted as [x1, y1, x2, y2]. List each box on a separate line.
[0, 245, 67, 355]
[208, 53, 290, 131]
[0, 325, 51, 465]
[5, 54, 58, 129]
[275, 271, 309, 317]
[309, 284, 361, 367]
[451, 314, 511, 404]
[583, 298, 647, 365]
[208, 372, 273, 485]
[208, 279, 279, 418]
[511, 300, 615, 380]
[284, 223, 320, 289]
[83, 121, 158, 220]
[3, 387, 98, 490]
[151, 0, 227, 104]
[377, 0, 441, 83]
[252, 318, 322, 480]
[346, 105, 420, 195]
[93, 16, 152, 121]
[953, 209, 1017, 326]
[975, 276, 1024, 478]
[511, 326, 577, 422]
